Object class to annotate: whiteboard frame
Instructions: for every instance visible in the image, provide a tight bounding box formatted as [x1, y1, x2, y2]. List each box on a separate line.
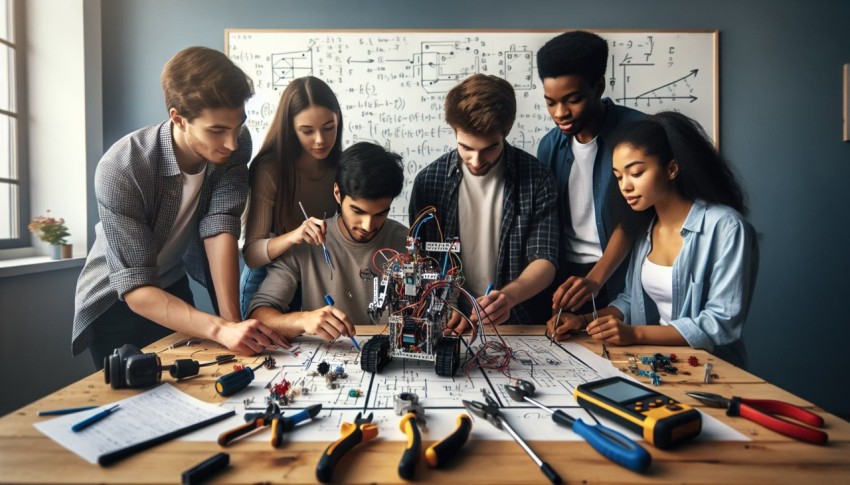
[225, 28, 719, 146]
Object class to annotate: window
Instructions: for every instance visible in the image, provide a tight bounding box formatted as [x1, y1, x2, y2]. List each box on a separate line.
[0, 0, 25, 249]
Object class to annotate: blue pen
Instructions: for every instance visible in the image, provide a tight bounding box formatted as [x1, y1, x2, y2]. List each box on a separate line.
[38, 405, 98, 416]
[484, 283, 494, 296]
[324, 294, 361, 351]
[71, 404, 120, 432]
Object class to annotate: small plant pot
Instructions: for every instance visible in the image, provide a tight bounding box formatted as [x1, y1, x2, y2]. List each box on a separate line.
[61, 244, 73, 259]
[50, 244, 61, 260]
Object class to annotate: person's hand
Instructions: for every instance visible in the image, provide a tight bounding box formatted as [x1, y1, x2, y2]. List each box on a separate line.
[289, 217, 327, 246]
[585, 314, 636, 345]
[298, 306, 356, 342]
[546, 312, 585, 341]
[217, 319, 291, 355]
[471, 290, 513, 325]
[552, 276, 601, 312]
[443, 310, 469, 336]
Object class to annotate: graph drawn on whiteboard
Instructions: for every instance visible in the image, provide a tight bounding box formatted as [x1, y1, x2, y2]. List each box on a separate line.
[271, 49, 313, 88]
[226, 30, 717, 222]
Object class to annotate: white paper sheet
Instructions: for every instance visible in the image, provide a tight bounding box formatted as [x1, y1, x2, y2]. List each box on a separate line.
[34, 383, 233, 464]
[181, 336, 746, 444]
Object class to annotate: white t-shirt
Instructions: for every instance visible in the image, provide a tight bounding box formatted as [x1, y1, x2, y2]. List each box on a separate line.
[458, 159, 504, 296]
[641, 257, 673, 325]
[565, 136, 603, 264]
[158, 167, 206, 287]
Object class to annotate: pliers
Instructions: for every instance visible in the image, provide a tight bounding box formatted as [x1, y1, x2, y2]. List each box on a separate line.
[687, 391, 828, 445]
[316, 412, 379, 483]
[217, 402, 322, 448]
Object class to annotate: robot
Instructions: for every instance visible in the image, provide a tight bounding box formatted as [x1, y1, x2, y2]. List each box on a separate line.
[359, 209, 472, 376]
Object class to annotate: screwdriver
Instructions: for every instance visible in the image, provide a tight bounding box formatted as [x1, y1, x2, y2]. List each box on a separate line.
[299, 201, 334, 278]
[214, 357, 272, 397]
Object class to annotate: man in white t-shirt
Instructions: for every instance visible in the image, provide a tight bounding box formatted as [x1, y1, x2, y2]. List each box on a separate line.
[410, 74, 559, 326]
[73, 47, 288, 368]
[535, 31, 647, 324]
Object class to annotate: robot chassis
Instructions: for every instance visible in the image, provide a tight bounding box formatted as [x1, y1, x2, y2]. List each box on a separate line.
[359, 237, 466, 377]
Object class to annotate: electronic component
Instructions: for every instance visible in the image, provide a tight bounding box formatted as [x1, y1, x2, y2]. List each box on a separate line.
[361, 207, 472, 377]
[575, 376, 701, 449]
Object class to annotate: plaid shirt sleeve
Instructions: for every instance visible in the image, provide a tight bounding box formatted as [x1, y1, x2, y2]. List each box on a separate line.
[198, 127, 251, 240]
[95, 143, 163, 299]
[524, 163, 559, 268]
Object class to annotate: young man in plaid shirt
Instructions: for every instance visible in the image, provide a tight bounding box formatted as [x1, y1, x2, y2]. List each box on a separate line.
[409, 74, 558, 328]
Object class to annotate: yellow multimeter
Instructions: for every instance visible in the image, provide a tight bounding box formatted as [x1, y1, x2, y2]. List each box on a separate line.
[575, 376, 701, 449]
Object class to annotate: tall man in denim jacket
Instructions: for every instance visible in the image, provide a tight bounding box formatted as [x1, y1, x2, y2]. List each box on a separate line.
[536, 31, 647, 321]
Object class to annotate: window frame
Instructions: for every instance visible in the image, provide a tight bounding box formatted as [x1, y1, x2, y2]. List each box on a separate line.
[0, 0, 28, 250]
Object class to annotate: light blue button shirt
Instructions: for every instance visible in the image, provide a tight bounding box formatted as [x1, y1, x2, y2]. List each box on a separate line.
[609, 200, 759, 368]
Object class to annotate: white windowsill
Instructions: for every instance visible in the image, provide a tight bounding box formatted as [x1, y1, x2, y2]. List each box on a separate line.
[0, 255, 86, 278]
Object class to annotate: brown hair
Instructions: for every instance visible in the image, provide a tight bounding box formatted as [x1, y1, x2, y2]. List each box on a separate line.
[444, 74, 516, 136]
[250, 76, 343, 234]
[161, 46, 254, 121]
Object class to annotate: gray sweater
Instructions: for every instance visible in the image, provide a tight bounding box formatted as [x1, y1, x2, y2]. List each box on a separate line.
[247, 215, 408, 324]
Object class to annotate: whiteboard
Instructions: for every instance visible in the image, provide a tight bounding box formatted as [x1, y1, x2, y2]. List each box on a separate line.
[226, 30, 718, 222]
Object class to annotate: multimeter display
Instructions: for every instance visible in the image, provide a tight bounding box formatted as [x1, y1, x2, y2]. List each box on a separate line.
[575, 376, 701, 449]
[593, 381, 657, 403]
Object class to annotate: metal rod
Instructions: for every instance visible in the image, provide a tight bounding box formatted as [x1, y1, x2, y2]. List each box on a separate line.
[500, 418, 544, 467]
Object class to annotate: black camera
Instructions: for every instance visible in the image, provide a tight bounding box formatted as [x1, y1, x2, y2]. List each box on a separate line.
[103, 344, 200, 389]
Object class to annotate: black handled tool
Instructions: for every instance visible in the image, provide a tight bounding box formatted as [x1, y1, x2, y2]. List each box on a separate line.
[424, 413, 473, 468]
[214, 356, 272, 397]
[316, 412, 378, 483]
[398, 412, 421, 479]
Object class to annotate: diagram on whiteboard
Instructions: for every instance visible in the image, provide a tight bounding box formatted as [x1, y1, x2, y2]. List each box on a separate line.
[227, 31, 717, 222]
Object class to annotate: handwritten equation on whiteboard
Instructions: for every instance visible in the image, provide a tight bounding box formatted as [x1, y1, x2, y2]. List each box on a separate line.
[227, 31, 717, 222]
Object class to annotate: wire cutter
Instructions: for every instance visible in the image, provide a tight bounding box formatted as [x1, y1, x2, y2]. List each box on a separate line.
[687, 391, 828, 445]
[316, 412, 379, 483]
[463, 390, 562, 485]
[217, 403, 322, 448]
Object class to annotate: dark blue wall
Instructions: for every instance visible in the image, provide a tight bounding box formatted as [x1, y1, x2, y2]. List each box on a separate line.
[97, 0, 850, 416]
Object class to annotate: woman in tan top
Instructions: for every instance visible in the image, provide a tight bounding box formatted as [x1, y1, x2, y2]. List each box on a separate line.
[240, 76, 343, 317]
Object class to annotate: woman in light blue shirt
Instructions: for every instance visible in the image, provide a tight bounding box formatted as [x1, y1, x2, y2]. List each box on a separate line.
[548, 111, 758, 368]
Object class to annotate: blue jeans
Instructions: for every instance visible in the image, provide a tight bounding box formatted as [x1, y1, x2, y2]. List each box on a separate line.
[240, 264, 268, 319]
[240, 264, 302, 319]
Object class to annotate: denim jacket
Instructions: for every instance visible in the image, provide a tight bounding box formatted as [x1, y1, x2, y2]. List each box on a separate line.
[608, 200, 759, 368]
[536, 98, 645, 293]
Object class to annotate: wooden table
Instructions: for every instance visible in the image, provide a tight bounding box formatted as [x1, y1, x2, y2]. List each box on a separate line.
[1, 326, 848, 484]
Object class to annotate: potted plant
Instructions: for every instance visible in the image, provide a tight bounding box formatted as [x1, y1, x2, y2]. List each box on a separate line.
[28, 211, 71, 260]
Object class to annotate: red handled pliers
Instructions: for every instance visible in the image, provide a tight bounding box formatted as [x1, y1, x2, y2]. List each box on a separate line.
[687, 392, 828, 445]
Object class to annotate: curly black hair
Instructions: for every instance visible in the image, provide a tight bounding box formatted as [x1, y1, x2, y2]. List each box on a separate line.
[537, 31, 608, 84]
[612, 111, 748, 215]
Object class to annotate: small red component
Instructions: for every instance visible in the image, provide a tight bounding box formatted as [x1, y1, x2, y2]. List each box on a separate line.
[272, 379, 292, 397]
[688, 356, 699, 366]
[233, 364, 245, 371]
[669, 353, 678, 362]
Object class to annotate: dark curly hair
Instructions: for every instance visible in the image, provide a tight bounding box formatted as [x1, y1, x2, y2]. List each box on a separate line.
[537, 31, 608, 85]
[612, 111, 748, 215]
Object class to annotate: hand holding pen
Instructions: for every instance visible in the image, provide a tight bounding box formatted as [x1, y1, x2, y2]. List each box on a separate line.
[298, 201, 334, 278]
[324, 295, 361, 351]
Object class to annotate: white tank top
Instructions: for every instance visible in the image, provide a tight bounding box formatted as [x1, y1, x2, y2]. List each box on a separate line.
[641, 257, 673, 325]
